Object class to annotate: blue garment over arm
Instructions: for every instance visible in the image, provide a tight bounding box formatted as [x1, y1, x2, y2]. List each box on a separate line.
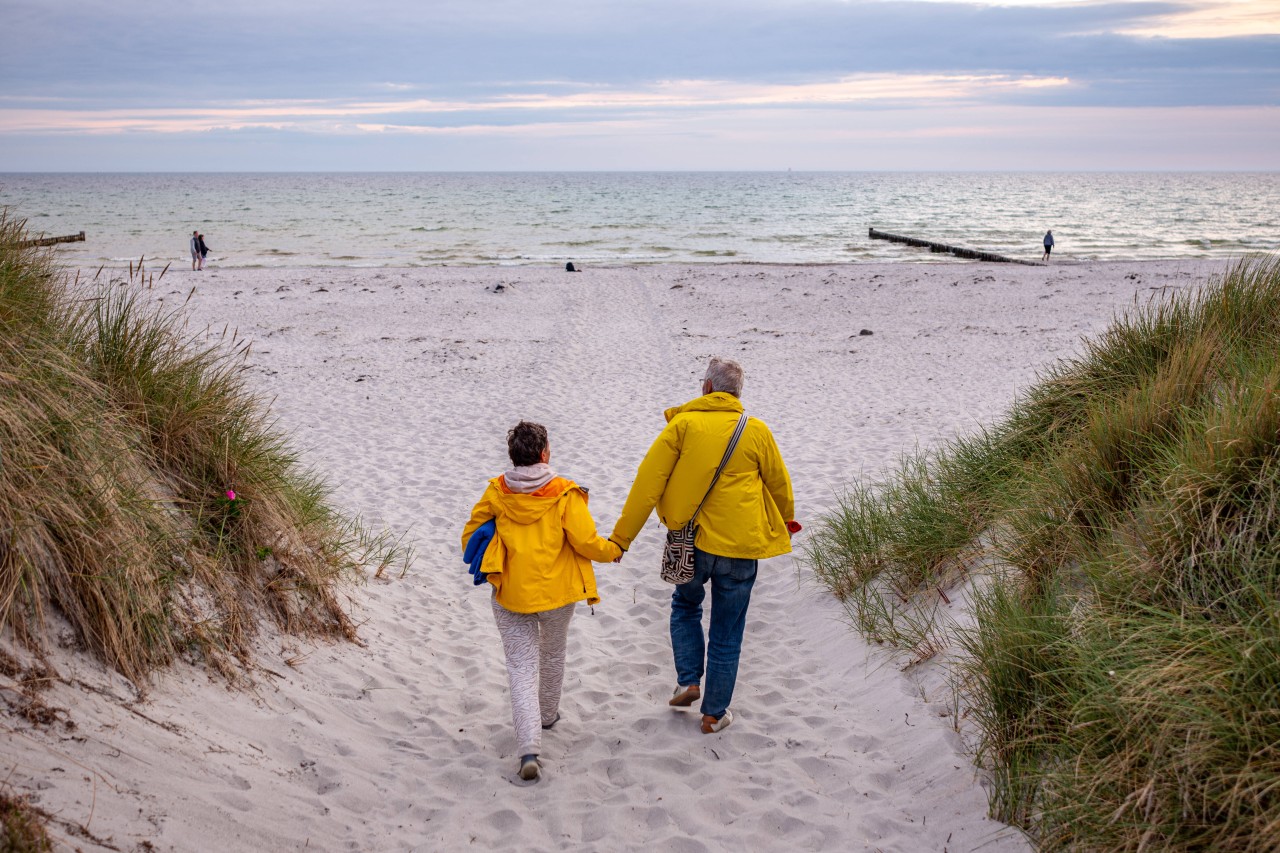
[462, 518, 495, 585]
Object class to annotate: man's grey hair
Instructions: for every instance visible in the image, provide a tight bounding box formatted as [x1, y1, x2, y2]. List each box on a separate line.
[704, 357, 744, 397]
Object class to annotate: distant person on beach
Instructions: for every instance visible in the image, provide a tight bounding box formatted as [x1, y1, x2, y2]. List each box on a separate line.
[609, 357, 796, 735]
[1043, 229, 1054, 261]
[190, 230, 203, 271]
[462, 421, 622, 783]
[197, 232, 210, 268]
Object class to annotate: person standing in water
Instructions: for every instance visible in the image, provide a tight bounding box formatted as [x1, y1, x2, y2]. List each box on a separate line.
[1043, 230, 1055, 262]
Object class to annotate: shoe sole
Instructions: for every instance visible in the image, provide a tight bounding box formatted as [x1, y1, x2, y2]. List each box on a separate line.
[669, 686, 700, 707]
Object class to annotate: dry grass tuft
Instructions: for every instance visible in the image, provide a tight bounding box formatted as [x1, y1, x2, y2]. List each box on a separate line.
[0, 211, 411, 685]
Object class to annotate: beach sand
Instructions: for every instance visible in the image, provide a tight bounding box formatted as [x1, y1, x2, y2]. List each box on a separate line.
[2, 258, 1228, 851]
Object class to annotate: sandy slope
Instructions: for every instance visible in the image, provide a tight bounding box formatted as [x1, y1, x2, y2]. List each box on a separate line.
[2, 259, 1227, 852]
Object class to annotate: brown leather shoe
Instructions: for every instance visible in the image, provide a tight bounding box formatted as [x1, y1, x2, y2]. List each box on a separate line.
[668, 684, 700, 707]
[700, 709, 733, 733]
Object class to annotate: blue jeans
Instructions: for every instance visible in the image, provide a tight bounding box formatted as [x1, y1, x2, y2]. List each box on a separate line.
[670, 547, 758, 719]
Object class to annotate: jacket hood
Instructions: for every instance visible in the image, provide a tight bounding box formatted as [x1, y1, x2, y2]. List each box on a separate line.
[491, 476, 576, 524]
[664, 392, 744, 423]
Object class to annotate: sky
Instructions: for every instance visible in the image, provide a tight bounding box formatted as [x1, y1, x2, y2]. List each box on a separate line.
[1, 0, 1277, 170]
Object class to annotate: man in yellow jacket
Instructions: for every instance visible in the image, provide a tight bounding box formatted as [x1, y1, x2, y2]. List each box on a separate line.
[611, 357, 795, 734]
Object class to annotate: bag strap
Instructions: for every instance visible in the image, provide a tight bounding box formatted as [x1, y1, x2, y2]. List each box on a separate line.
[688, 412, 748, 526]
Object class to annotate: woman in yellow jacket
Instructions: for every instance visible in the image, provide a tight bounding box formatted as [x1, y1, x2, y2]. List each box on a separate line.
[462, 421, 621, 783]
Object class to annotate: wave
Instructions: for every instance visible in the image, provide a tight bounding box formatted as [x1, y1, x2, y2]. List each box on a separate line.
[749, 235, 811, 244]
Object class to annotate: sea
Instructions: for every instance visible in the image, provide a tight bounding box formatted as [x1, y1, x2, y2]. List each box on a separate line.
[2, 172, 1277, 268]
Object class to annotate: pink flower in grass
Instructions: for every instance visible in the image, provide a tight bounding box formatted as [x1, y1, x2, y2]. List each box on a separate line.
[226, 490, 237, 501]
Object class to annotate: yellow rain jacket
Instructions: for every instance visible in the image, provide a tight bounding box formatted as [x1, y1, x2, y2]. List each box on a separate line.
[462, 476, 621, 614]
[611, 392, 795, 560]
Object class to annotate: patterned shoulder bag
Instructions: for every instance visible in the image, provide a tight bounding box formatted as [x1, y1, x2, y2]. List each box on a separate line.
[660, 413, 749, 584]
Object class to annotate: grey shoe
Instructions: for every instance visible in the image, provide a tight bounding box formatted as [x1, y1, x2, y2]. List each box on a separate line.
[518, 754, 540, 781]
[541, 712, 561, 730]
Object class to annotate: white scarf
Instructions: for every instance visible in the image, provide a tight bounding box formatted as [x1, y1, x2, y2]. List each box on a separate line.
[503, 463, 556, 493]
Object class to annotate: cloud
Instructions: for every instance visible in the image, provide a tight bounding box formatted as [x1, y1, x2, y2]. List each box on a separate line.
[932, 0, 1279, 37]
[0, 0, 1275, 168]
[2, 104, 1274, 171]
[0, 73, 1074, 135]
[1115, 0, 1280, 37]
[3, 1, 1276, 98]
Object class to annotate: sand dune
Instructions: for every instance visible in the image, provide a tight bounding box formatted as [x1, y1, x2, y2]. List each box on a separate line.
[3, 259, 1226, 851]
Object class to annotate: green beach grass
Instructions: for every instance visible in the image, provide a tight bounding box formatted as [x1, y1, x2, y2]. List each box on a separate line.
[0, 212, 410, 686]
[803, 256, 1280, 850]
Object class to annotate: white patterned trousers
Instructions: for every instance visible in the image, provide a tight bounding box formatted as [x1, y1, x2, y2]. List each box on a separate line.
[491, 596, 575, 756]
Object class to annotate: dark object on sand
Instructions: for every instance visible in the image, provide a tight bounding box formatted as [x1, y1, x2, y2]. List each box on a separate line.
[868, 228, 1043, 266]
[859, 329, 874, 336]
[493, 283, 506, 293]
[15, 231, 85, 248]
[566, 262, 578, 272]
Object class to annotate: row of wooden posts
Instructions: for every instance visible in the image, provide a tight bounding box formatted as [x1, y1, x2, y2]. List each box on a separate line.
[14, 231, 86, 249]
[868, 228, 1043, 266]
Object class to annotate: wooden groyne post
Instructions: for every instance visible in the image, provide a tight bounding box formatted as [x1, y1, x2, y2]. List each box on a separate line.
[16, 231, 86, 249]
[869, 228, 1043, 266]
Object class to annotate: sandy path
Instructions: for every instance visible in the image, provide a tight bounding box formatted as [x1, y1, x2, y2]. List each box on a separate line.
[4, 259, 1226, 851]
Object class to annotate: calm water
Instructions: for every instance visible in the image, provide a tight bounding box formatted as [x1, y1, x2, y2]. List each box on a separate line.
[2, 172, 1277, 267]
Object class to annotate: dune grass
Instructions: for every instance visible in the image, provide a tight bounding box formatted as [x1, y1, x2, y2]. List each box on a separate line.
[0, 213, 410, 685]
[0, 788, 52, 853]
[803, 256, 1280, 850]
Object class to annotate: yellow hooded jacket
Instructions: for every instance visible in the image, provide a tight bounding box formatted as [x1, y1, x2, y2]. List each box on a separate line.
[462, 476, 621, 614]
[610, 392, 795, 560]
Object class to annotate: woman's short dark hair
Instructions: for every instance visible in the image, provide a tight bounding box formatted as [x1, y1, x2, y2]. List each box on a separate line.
[507, 421, 548, 467]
